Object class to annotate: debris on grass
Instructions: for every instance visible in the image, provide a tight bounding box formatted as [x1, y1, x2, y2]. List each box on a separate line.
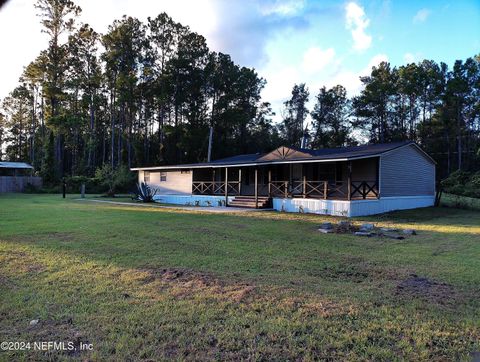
[354, 231, 374, 237]
[317, 221, 416, 240]
[359, 223, 375, 232]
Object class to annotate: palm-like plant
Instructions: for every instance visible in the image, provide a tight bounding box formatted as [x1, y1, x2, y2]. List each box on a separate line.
[132, 182, 158, 203]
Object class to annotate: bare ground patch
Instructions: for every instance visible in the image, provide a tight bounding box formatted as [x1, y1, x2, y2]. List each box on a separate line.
[395, 274, 464, 306]
[137, 267, 258, 304]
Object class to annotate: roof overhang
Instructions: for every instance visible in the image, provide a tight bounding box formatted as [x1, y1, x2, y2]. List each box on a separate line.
[130, 154, 380, 171]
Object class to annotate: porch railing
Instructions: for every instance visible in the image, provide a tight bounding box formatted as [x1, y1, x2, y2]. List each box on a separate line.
[192, 180, 378, 200]
[192, 181, 241, 195]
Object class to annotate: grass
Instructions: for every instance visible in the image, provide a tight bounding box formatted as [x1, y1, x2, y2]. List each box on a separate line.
[0, 194, 479, 361]
[441, 192, 480, 211]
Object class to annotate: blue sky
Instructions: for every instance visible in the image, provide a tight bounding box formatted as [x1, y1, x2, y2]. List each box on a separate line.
[0, 0, 479, 122]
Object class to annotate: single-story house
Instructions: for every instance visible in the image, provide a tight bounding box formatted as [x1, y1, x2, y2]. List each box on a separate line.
[0, 162, 42, 193]
[131, 141, 436, 217]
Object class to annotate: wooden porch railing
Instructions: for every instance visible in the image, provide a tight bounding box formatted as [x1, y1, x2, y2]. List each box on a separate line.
[350, 181, 379, 199]
[192, 181, 241, 195]
[192, 180, 378, 200]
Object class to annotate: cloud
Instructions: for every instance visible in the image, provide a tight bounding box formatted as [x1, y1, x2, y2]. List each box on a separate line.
[403, 52, 416, 63]
[302, 47, 336, 73]
[413, 8, 430, 23]
[345, 2, 372, 51]
[259, 0, 305, 16]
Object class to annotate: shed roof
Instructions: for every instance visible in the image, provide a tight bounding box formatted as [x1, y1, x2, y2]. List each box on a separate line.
[0, 162, 34, 169]
[131, 141, 434, 171]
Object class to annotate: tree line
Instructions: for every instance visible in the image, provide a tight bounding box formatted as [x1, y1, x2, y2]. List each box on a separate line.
[0, 0, 478, 185]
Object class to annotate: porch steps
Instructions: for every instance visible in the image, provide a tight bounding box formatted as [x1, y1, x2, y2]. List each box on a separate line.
[228, 196, 271, 209]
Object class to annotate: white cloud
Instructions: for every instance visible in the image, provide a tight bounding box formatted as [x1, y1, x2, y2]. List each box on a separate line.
[259, 0, 305, 16]
[345, 2, 372, 51]
[403, 52, 415, 63]
[413, 8, 430, 23]
[302, 47, 336, 73]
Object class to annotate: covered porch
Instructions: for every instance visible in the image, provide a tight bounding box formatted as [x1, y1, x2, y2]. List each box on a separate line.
[191, 158, 380, 205]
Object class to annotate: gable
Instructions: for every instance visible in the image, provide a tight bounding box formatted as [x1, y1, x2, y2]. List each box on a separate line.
[257, 146, 312, 162]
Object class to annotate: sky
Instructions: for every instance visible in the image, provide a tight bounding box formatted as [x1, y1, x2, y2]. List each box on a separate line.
[0, 0, 479, 123]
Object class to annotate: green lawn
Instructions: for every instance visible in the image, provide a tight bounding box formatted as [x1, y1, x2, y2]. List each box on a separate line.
[0, 194, 479, 361]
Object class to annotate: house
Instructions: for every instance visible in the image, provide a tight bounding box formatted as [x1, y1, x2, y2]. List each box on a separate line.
[0, 162, 42, 193]
[131, 141, 436, 217]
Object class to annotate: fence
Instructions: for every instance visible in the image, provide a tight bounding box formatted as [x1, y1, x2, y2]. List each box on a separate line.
[0, 176, 43, 193]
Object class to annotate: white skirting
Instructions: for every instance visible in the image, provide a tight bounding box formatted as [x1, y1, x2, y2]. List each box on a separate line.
[153, 194, 234, 207]
[272, 196, 435, 217]
[153, 194, 435, 217]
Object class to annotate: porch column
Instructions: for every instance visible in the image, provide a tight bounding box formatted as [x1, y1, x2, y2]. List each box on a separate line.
[254, 168, 258, 208]
[302, 164, 307, 198]
[268, 168, 272, 197]
[225, 167, 228, 206]
[238, 168, 242, 195]
[212, 169, 216, 194]
[347, 161, 352, 201]
[376, 157, 381, 199]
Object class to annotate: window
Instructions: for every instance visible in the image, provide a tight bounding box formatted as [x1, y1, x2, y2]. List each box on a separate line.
[160, 172, 167, 182]
[181, 170, 190, 174]
[144, 171, 150, 183]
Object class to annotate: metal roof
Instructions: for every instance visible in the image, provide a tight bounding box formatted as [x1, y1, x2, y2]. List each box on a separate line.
[0, 162, 34, 169]
[131, 141, 434, 171]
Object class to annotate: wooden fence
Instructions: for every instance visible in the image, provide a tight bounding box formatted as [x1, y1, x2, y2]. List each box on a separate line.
[0, 176, 43, 193]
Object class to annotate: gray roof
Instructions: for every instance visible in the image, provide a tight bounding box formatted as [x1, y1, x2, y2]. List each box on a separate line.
[0, 162, 33, 169]
[131, 141, 433, 171]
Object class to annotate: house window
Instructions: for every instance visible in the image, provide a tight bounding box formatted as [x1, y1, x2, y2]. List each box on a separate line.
[160, 172, 167, 182]
[181, 170, 190, 174]
[144, 171, 150, 183]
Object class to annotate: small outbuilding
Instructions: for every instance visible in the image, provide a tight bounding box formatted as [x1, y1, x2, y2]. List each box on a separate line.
[131, 141, 436, 217]
[0, 162, 42, 193]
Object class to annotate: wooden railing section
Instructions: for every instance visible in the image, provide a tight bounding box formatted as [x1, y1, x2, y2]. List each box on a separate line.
[192, 181, 241, 195]
[193, 180, 378, 200]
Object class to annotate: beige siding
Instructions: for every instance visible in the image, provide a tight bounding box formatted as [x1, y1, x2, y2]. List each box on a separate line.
[139, 170, 192, 194]
[380, 144, 435, 196]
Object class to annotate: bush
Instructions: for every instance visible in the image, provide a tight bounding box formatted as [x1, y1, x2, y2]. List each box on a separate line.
[94, 165, 136, 197]
[441, 170, 480, 198]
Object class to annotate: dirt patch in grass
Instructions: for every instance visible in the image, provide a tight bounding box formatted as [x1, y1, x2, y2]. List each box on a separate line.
[139, 267, 258, 303]
[311, 261, 412, 284]
[396, 274, 462, 306]
[0, 250, 46, 275]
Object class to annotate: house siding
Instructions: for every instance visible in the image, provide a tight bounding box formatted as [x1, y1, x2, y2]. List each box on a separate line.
[380, 145, 435, 197]
[139, 170, 192, 194]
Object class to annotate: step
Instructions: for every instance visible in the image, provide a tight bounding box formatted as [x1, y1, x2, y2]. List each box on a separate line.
[229, 201, 269, 206]
[233, 196, 270, 201]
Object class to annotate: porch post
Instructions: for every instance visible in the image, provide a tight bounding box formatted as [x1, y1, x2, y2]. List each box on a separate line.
[347, 161, 352, 201]
[225, 167, 228, 206]
[212, 169, 216, 194]
[376, 157, 381, 199]
[254, 168, 258, 208]
[238, 168, 242, 195]
[302, 164, 307, 198]
[268, 168, 272, 197]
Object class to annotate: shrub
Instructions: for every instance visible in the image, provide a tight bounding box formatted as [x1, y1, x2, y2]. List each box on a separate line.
[441, 170, 480, 198]
[94, 165, 136, 197]
[132, 182, 158, 203]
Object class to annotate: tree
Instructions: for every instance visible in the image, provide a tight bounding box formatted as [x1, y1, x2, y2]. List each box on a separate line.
[311, 85, 352, 148]
[352, 62, 397, 143]
[280, 83, 309, 147]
